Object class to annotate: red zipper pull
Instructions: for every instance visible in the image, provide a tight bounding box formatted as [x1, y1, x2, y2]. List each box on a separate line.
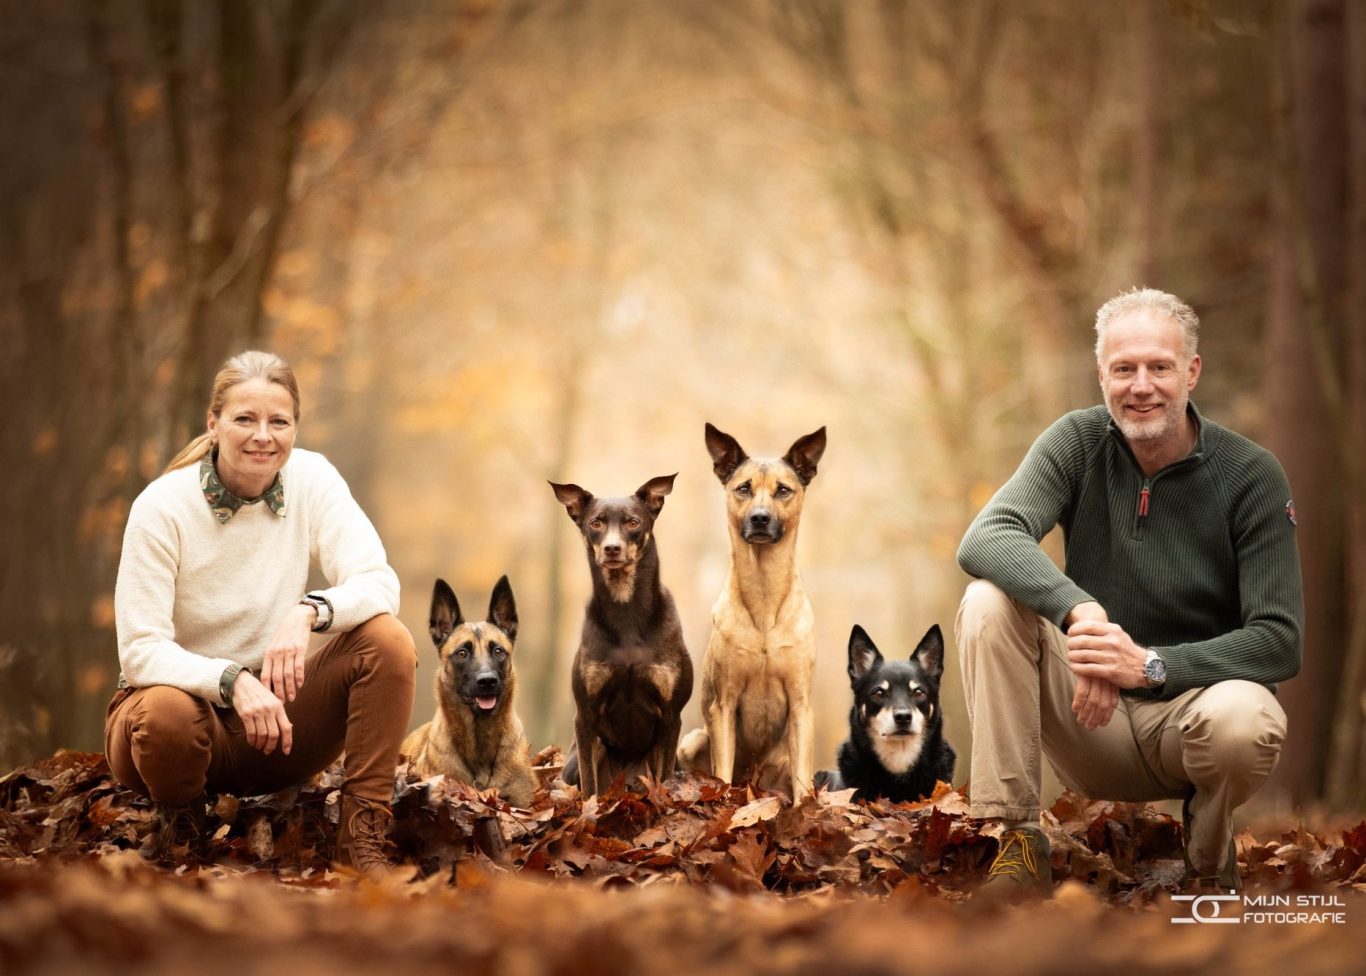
[1138, 486, 1150, 517]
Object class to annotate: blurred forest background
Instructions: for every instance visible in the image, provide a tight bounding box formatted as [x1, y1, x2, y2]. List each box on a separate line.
[1, 0, 1362, 812]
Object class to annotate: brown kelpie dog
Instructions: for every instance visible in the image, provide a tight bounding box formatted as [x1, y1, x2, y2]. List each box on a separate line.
[677, 424, 827, 800]
[401, 576, 537, 807]
[550, 475, 693, 796]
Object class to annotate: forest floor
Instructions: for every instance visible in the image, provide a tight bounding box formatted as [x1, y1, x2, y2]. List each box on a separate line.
[1, 750, 1363, 975]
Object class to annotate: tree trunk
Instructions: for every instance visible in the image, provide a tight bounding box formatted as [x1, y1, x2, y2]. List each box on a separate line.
[1326, 0, 1366, 808]
[1130, 0, 1160, 285]
[1264, 0, 1348, 805]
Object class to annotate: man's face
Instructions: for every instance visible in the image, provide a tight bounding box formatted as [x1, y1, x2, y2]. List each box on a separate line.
[1098, 310, 1201, 447]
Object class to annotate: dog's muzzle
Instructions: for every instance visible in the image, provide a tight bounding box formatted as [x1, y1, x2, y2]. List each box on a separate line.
[741, 509, 783, 543]
[469, 672, 501, 713]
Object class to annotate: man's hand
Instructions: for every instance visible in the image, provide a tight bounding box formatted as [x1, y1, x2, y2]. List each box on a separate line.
[1066, 601, 1120, 728]
[1066, 619, 1149, 689]
[261, 603, 315, 703]
[232, 671, 294, 755]
[1065, 600, 1109, 630]
[1072, 674, 1120, 729]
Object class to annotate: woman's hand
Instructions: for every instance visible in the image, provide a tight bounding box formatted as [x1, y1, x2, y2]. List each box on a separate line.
[232, 671, 294, 755]
[261, 603, 315, 702]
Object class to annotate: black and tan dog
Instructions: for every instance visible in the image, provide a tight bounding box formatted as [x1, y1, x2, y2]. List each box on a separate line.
[550, 475, 693, 796]
[678, 423, 827, 800]
[401, 576, 537, 808]
[822, 624, 956, 803]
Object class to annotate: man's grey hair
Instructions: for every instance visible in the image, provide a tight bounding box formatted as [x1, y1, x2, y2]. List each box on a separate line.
[1094, 287, 1200, 362]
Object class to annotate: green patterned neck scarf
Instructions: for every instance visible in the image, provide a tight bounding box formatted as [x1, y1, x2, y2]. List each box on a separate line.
[199, 454, 286, 524]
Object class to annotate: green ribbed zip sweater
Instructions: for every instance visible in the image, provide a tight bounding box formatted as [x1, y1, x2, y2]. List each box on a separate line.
[957, 404, 1303, 700]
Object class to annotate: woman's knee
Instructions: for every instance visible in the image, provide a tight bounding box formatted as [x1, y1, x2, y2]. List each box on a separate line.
[353, 613, 418, 675]
[118, 686, 212, 752]
[107, 686, 215, 801]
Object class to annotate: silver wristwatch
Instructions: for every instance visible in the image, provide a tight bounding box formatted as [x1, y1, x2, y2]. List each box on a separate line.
[300, 593, 334, 633]
[1142, 648, 1167, 688]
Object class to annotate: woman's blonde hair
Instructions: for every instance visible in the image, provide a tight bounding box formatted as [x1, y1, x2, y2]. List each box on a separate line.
[164, 351, 301, 473]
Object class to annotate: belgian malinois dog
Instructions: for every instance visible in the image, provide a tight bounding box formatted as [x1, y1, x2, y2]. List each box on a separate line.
[550, 475, 693, 796]
[401, 576, 537, 808]
[677, 424, 827, 800]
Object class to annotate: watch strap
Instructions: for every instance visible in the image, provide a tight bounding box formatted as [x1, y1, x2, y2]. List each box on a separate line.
[220, 662, 245, 707]
[301, 593, 334, 633]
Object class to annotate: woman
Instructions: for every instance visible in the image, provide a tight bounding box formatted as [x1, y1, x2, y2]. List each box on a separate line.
[106, 350, 415, 876]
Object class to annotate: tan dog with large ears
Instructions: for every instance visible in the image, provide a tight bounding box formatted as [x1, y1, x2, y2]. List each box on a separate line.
[401, 576, 537, 807]
[678, 423, 827, 800]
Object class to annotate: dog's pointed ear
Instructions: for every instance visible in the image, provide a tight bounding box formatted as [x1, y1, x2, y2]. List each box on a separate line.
[429, 578, 462, 649]
[549, 481, 592, 523]
[912, 624, 945, 679]
[848, 625, 882, 682]
[635, 473, 677, 517]
[487, 575, 518, 643]
[704, 423, 748, 484]
[783, 427, 827, 486]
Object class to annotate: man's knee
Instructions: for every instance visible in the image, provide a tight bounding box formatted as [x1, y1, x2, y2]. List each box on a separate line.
[955, 579, 1039, 659]
[1182, 681, 1287, 780]
[959, 579, 1017, 624]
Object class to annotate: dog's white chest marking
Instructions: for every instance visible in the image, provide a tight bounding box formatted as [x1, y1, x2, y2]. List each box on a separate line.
[870, 691, 927, 775]
[605, 563, 637, 603]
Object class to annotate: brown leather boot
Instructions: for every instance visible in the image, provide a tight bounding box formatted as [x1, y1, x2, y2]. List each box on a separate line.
[154, 793, 209, 866]
[336, 794, 394, 878]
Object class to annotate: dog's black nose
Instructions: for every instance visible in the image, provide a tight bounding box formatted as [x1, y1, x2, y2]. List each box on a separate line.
[748, 511, 771, 528]
[476, 674, 499, 693]
[893, 708, 914, 727]
[603, 542, 622, 556]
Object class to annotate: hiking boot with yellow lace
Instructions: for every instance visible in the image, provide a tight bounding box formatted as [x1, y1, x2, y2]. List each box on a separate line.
[976, 825, 1052, 902]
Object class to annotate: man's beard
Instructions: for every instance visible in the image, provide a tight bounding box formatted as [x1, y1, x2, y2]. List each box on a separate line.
[1111, 392, 1188, 444]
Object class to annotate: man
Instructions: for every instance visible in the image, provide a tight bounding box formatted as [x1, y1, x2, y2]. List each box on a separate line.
[955, 287, 1302, 898]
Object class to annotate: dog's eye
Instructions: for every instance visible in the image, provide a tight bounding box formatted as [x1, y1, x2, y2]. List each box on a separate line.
[491, 645, 507, 659]
[627, 518, 641, 529]
[870, 688, 886, 701]
[912, 688, 927, 702]
[454, 643, 473, 659]
[589, 517, 604, 529]
[775, 484, 793, 499]
[735, 483, 751, 497]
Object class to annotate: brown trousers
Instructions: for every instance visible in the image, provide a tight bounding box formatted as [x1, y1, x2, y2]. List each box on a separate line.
[105, 614, 416, 806]
[955, 580, 1287, 877]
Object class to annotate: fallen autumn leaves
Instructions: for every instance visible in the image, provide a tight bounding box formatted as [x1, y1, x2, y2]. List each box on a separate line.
[1, 749, 1363, 975]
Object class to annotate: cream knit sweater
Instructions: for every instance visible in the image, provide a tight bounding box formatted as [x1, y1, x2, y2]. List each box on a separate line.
[115, 448, 400, 706]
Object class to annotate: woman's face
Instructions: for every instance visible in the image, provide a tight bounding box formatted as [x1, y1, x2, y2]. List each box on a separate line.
[207, 378, 297, 499]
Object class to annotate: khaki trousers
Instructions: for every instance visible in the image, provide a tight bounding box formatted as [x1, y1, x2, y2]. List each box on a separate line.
[955, 580, 1287, 876]
[105, 614, 416, 807]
